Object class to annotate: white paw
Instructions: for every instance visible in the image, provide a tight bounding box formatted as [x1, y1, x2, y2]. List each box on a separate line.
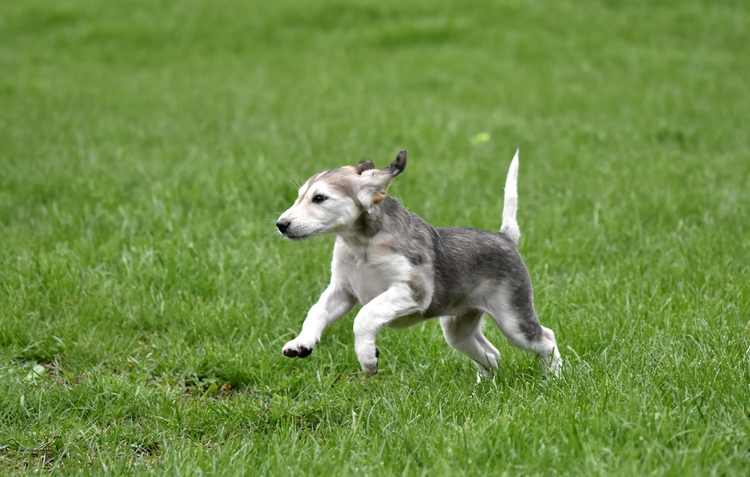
[544, 354, 563, 377]
[282, 338, 316, 358]
[474, 363, 496, 381]
[357, 346, 380, 376]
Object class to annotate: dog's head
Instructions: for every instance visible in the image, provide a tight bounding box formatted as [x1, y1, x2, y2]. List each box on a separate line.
[276, 150, 407, 240]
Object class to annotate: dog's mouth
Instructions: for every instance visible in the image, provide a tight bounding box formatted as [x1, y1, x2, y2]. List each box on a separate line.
[281, 229, 320, 241]
[284, 233, 310, 241]
[279, 225, 329, 241]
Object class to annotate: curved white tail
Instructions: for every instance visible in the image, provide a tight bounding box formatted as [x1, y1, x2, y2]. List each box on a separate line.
[500, 149, 521, 246]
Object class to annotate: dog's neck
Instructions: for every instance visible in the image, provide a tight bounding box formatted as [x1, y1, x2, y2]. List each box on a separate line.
[354, 210, 383, 237]
[336, 196, 403, 248]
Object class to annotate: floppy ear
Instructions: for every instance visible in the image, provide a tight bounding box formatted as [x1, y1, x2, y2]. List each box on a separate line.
[385, 150, 407, 177]
[357, 150, 407, 209]
[354, 159, 375, 174]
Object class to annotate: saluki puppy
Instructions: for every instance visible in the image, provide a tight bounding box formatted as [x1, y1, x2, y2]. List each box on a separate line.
[276, 150, 561, 377]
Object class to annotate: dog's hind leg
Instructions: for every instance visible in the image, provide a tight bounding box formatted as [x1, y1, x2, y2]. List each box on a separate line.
[482, 285, 562, 376]
[441, 310, 501, 377]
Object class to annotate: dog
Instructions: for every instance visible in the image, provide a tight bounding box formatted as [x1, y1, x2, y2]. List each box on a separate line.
[276, 150, 561, 377]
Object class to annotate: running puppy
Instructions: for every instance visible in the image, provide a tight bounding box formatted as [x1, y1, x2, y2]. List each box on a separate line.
[276, 150, 561, 377]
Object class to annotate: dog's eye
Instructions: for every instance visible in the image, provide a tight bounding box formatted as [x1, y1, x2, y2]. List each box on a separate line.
[312, 194, 328, 204]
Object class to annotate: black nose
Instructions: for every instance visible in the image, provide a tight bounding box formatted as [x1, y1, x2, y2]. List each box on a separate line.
[276, 219, 290, 233]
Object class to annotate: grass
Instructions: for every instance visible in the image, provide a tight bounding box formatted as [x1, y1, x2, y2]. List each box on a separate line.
[1, 0, 749, 474]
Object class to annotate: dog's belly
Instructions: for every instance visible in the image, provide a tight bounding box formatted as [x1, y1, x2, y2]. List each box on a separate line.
[387, 312, 427, 329]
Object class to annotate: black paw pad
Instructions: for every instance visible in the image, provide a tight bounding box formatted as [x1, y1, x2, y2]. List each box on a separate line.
[283, 348, 298, 358]
[375, 347, 380, 358]
[297, 346, 313, 358]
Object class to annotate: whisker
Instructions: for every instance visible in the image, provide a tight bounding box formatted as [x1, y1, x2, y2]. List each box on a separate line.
[290, 176, 303, 191]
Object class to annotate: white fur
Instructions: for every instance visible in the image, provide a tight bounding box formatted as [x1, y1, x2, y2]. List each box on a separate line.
[500, 149, 520, 245]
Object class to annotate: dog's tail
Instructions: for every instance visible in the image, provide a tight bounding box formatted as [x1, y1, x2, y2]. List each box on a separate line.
[500, 149, 521, 246]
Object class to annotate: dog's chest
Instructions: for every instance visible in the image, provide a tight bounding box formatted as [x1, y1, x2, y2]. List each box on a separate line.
[333, 243, 412, 305]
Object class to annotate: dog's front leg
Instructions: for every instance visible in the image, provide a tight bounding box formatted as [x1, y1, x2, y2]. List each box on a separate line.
[282, 284, 356, 358]
[353, 283, 423, 375]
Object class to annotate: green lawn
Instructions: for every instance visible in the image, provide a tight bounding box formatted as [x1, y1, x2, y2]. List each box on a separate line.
[1, 0, 749, 474]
